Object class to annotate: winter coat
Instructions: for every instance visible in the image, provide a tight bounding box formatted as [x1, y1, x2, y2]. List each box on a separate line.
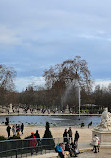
[75, 132, 79, 141]
[34, 132, 40, 141]
[30, 135, 38, 148]
[63, 131, 68, 142]
[68, 129, 72, 137]
[56, 144, 62, 152]
[61, 146, 65, 155]
[21, 124, 24, 131]
[93, 136, 99, 146]
[7, 126, 11, 133]
[63, 131, 67, 138]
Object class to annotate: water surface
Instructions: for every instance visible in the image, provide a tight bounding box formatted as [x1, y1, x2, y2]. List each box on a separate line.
[0, 115, 101, 126]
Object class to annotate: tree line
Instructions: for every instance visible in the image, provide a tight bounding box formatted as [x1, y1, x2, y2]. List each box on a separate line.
[0, 56, 111, 112]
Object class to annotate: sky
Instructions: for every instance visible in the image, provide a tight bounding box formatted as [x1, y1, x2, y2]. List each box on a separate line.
[0, 0, 111, 92]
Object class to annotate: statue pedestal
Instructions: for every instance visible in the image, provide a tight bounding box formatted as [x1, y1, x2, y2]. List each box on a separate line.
[64, 105, 69, 114]
[9, 103, 13, 113]
[65, 109, 69, 114]
[92, 108, 111, 148]
[92, 129, 111, 148]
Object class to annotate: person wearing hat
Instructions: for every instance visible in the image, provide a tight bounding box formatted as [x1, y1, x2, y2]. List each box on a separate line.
[30, 132, 38, 155]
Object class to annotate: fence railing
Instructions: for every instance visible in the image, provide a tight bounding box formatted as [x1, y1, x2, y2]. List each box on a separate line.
[0, 137, 64, 158]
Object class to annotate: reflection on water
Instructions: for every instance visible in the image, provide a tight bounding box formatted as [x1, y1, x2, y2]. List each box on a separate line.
[0, 115, 101, 127]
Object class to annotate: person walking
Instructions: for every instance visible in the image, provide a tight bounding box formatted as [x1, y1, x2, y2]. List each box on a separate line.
[74, 131, 79, 147]
[6, 125, 11, 138]
[68, 127, 73, 143]
[92, 134, 100, 153]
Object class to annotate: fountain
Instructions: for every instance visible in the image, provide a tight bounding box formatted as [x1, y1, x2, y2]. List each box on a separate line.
[92, 107, 111, 147]
[61, 79, 81, 118]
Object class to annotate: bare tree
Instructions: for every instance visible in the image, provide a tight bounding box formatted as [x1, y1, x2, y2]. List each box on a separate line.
[43, 56, 92, 109]
[43, 56, 92, 90]
[0, 64, 16, 105]
[0, 64, 16, 91]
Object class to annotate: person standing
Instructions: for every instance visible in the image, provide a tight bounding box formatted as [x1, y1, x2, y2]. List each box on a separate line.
[6, 125, 11, 138]
[21, 123, 24, 134]
[16, 124, 18, 134]
[74, 131, 79, 147]
[68, 127, 73, 143]
[12, 125, 16, 136]
[30, 132, 38, 155]
[92, 134, 100, 153]
[63, 129, 68, 143]
[34, 130, 40, 144]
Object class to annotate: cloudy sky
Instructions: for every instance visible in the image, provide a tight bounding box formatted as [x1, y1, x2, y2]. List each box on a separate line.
[0, 0, 111, 91]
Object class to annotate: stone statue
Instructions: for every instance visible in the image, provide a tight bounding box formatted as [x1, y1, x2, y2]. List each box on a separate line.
[65, 104, 69, 114]
[95, 108, 111, 131]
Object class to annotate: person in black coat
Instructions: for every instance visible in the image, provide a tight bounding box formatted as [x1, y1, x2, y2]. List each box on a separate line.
[74, 131, 79, 147]
[21, 123, 24, 134]
[68, 127, 73, 143]
[70, 141, 78, 157]
[6, 125, 11, 138]
[34, 130, 40, 144]
[63, 129, 68, 143]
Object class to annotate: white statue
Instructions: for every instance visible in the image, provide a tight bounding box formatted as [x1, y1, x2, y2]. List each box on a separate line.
[95, 108, 111, 131]
[65, 104, 69, 114]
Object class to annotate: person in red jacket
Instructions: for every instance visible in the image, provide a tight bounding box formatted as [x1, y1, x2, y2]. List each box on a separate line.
[30, 132, 38, 155]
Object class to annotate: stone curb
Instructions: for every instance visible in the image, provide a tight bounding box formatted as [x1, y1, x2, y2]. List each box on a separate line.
[79, 147, 92, 153]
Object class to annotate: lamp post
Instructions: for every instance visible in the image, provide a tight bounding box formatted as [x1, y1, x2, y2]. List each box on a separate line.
[74, 79, 81, 120]
[78, 85, 81, 120]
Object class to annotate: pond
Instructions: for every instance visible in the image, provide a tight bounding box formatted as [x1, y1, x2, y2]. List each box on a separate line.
[0, 115, 101, 127]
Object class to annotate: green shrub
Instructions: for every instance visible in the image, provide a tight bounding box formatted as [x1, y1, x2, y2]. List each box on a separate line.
[8, 135, 21, 140]
[0, 136, 7, 141]
[24, 135, 31, 139]
[41, 122, 55, 150]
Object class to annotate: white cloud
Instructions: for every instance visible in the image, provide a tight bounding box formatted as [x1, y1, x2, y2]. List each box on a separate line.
[14, 76, 111, 92]
[94, 79, 111, 89]
[0, 25, 22, 45]
[14, 76, 45, 92]
[78, 31, 111, 42]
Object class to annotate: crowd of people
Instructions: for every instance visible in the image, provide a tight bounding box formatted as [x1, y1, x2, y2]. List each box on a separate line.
[63, 127, 79, 146]
[29, 129, 100, 157]
[55, 141, 79, 157]
[55, 127, 80, 157]
[6, 123, 100, 156]
[6, 123, 24, 138]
